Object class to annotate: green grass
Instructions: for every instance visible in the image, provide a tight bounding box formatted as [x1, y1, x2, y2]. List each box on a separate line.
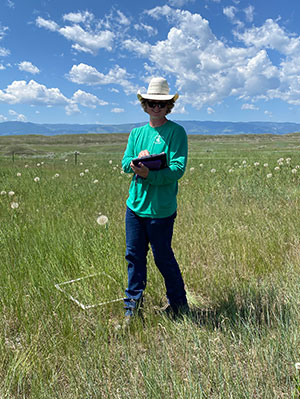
[1, 133, 300, 398]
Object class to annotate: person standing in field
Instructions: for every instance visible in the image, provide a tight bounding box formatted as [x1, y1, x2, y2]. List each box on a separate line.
[122, 77, 189, 321]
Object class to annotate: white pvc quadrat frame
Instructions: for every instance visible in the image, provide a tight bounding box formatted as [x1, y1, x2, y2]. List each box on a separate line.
[55, 272, 124, 310]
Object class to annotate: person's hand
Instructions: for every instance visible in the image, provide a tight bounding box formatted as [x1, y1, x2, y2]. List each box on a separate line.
[138, 150, 150, 158]
[130, 161, 149, 178]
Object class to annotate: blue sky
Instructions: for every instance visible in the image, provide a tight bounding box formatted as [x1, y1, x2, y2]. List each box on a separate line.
[1, 0, 300, 124]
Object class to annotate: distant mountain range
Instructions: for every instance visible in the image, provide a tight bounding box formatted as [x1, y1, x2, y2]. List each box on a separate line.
[0, 120, 300, 136]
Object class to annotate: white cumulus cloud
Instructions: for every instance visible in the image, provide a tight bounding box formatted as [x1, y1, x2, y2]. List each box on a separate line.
[9, 109, 26, 121]
[36, 17, 59, 32]
[72, 90, 108, 108]
[67, 63, 137, 94]
[18, 61, 40, 75]
[0, 80, 69, 106]
[36, 13, 114, 54]
[123, 6, 300, 110]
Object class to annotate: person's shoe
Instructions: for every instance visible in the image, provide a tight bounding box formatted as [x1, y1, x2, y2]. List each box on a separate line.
[158, 303, 190, 319]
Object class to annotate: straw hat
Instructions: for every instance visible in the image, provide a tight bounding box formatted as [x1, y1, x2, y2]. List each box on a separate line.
[137, 77, 179, 101]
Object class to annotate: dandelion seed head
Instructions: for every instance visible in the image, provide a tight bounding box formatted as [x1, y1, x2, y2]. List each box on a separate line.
[292, 169, 297, 174]
[274, 166, 280, 171]
[242, 160, 247, 164]
[109, 160, 112, 165]
[8, 191, 15, 196]
[210, 168, 216, 173]
[80, 162, 83, 166]
[85, 169, 89, 173]
[93, 179, 99, 184]
[1, 190, 7, 195]
[97, 215, 108, 225]
[34, 177, 40, 182]
[79, 172, 84, 177]
[190, 167, 195, 173]
[17, 172, 21, 177]
[254, 162, 260, 166]
[54, 173, 60, 178]
[267, 173, 272, 178]
[10, 202, 19, 209]
[36, 163, 41, 167]
[295, 363, 300, 370]
[263, 163, 268, 167]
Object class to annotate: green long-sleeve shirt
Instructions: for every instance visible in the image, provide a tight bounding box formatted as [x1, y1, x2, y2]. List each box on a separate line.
[122, 120, 188, 218]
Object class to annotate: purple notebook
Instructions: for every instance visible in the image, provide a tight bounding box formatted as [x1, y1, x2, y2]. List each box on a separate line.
[132, 152, 167, 170]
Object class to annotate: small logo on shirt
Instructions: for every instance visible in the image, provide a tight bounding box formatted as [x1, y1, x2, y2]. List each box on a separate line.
[154, 135, 162, 144]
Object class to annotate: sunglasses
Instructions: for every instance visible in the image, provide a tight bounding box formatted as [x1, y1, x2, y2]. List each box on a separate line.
[146, 101, 168, 109]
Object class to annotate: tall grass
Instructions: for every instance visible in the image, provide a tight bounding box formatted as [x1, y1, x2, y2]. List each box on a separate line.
[0, 134, 300, 398]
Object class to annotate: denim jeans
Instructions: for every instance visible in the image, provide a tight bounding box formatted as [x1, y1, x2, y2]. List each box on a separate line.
[124, 206, 187, 311]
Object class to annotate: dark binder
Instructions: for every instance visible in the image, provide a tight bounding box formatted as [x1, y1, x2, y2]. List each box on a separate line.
[132, 152, 167, 170]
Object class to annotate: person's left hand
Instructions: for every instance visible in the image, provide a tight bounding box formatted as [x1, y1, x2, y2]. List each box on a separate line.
[130, 161, 149, 178]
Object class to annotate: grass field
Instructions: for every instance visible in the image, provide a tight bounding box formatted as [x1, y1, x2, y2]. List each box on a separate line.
[1, 132, 300, 398]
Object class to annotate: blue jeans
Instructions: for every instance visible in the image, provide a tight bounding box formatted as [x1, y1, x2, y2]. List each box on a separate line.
[124, 206, 187, 311]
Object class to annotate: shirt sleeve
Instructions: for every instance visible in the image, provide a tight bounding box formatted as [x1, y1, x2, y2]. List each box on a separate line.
[122, 130, 135, 173]
[146, 126, 188, 186]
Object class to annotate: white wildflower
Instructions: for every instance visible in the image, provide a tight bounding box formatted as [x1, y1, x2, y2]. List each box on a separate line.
[85, 169, 89, 173]
[228, 169, 234, 173]
[109, 160, 113, 165]
[274, 166, 280, 171]
[199, 163, 203, 168]
[36, 163, 41, 167]
[277, 158, 284, 163]
[242, 160, 247, 164]
[120, 170, 125, 175]
[24, 164, 29, 168]
[97, 215, 108, 225]
[295, 363, 300, 370]
[296, 165, 300, 169]
[54, 173, 60, 178]
[211, 168, 216, 173]
[79, 172, 84, 177]
[93, 179, 99, 184]
[292, 169, 297, 174]
[190, 167, 195, 173]
[263, 163, 268, 167]
[80, 162, 83, 166]
[34, 177, 40, 182]
[65, 159, 68, 162]
[254, 162, 260, 166]
[267, 173, 272, 178]
[17, 172, 21, 177]
[1, 190, 7, 195]
[8, 191, 15, 196]
[113, 166, 117, 171]
[10, 202, 19, 209]
[286, 157, 291, 163]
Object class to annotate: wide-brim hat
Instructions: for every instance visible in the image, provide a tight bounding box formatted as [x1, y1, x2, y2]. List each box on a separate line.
[137, 77, 179, 102]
